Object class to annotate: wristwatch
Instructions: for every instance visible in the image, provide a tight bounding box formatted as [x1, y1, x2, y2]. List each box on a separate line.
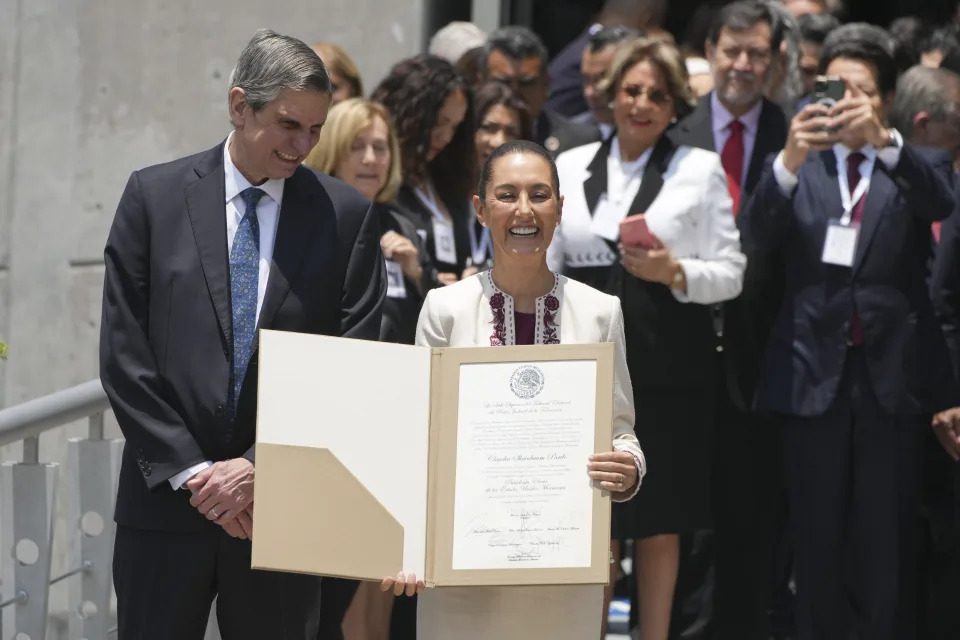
[882, 127, 901, 148]
[670, 265, 685, 290]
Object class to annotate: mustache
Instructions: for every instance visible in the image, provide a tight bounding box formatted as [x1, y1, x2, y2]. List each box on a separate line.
[725, 70, 759, 84]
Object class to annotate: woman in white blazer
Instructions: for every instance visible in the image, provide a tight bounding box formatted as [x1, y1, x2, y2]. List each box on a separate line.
[548, 38, 746, 640]
[382, 140, 646, 639]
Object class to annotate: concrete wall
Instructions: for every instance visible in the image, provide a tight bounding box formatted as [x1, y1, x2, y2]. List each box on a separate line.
[0, 0, 426, 635]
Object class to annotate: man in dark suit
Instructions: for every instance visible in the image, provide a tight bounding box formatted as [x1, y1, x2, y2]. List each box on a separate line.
[480, 26, 600, 157]
[891, 64, 960, 639]
[546, 0, 661, 118]
[669, 3, 788, 638]
[741, 23, 955, 640]
[99, 29, 385, 640]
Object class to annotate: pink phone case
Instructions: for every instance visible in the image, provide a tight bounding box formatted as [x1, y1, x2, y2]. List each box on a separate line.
[619, 214, 657, 249]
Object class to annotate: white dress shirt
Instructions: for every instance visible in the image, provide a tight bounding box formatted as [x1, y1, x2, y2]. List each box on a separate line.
[711, 92, 762, 187]
[168, 133, 285, 490]
[771, 130, 904, 197]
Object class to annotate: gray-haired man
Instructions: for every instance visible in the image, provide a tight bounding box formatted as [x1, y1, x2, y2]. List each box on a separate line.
[889, 65, 960, 170]
[100, 29, 385, 638]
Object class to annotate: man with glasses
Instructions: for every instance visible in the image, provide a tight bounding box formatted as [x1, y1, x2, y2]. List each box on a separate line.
[669, 2, 789, 639]
[480, 26, 599, 157]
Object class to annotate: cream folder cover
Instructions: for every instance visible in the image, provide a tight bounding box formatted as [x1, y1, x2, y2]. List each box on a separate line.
[252, 330, 432, 580]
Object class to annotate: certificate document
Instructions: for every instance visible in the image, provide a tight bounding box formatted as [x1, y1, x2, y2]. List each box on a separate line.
[254, 334, 614, 586]
[451, 360, 598, 570]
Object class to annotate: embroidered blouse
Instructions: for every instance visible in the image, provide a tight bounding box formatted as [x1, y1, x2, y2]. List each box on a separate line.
[486, 270, 561, 347]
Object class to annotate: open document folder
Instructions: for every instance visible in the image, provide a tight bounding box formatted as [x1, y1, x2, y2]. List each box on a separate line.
[251, 330, 615, 587]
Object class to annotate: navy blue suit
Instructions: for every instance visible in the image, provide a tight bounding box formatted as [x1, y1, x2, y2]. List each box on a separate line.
[741, 143, 954, 640]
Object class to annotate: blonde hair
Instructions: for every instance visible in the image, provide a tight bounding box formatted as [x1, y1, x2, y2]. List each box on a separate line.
[304, 98, 402, 203]
[311, 42, 364, 98]
[603, 37, 697, 120]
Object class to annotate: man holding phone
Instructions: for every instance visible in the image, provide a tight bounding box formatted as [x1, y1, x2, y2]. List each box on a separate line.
[742, 23, 956, 640]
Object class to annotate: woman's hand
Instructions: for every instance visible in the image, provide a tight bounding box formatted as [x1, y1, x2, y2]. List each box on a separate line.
[619, 238, 682, 287]
[588, 451, 638, 494]
[381, 231, 423, 284]
[381, 571, 425, 597]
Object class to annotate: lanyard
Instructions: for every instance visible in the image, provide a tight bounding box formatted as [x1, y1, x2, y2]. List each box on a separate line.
[468, 219, 492, 264]
[414, 182, 450, 225]
[836, 150, 873, 225]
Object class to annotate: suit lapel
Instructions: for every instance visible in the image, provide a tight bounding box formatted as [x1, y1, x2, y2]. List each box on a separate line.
[626, 135, 676, 216]
[679, 95, 716, 152]
[815, 150, 844, 225]
[853, 163, 895, 273]
[745, 100, 785, 195]
[185, 143, 232, 347]
[583, 137, 612, 215]
[256, 167, 321, 330]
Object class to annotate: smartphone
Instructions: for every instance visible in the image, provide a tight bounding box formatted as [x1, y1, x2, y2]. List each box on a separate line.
[619, 214, 658, 249]
[812, 75, 845, 108]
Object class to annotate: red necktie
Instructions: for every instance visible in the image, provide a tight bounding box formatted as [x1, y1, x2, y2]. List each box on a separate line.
[846, 152, 866, 345]
[721, 119, 745, 215]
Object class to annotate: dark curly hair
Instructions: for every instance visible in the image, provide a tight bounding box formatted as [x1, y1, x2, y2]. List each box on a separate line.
[371, 54, 475, 205]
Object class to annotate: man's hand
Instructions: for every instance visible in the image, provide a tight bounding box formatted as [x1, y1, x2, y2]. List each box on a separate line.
[186, 458, 255, 524]
[219, 503, 255, 539]
[828, 81, 890, 149]
[783, 103, 837, 174]
[932, 408, 960, 462]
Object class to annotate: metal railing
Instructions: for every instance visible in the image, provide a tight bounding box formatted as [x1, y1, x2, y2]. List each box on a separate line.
[0, 379, 121, 640]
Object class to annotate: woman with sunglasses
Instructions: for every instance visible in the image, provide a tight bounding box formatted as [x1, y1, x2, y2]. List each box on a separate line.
[549, 38, 746, 640]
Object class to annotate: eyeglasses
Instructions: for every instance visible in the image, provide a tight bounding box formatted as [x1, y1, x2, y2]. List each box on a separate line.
[492, 75, 542, 90]
[619, 84, 672, 106]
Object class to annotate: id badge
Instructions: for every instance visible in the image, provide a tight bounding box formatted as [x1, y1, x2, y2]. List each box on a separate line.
[432, 218, 457, 265]
[385, 259, 407, 299]
[589, 194, 627, 243]
[821, 219, 859, 267]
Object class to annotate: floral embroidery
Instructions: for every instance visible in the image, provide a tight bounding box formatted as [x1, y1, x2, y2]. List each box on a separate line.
[487, 271, 561, 346]
[542, 294, 560, 344]
[490, 292, 506, 346]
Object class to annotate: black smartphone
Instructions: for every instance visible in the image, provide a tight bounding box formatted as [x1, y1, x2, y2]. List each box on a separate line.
[812, 75, 845, 108]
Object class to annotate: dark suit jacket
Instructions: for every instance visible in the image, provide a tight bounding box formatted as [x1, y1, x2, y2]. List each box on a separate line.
[546, 29, 591, 118]
[932, 186, 960, 384]
[378, 201, 436, 345]
[741, 144, 955, 417]
[100, 142, 385, 531]
[535, 110, 600, 157]
[394, 185, 471, 280]
[670, 94, 789, 409]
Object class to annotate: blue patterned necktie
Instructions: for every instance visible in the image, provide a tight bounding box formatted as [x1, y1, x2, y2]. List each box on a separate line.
[229, 186, 265, 415]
